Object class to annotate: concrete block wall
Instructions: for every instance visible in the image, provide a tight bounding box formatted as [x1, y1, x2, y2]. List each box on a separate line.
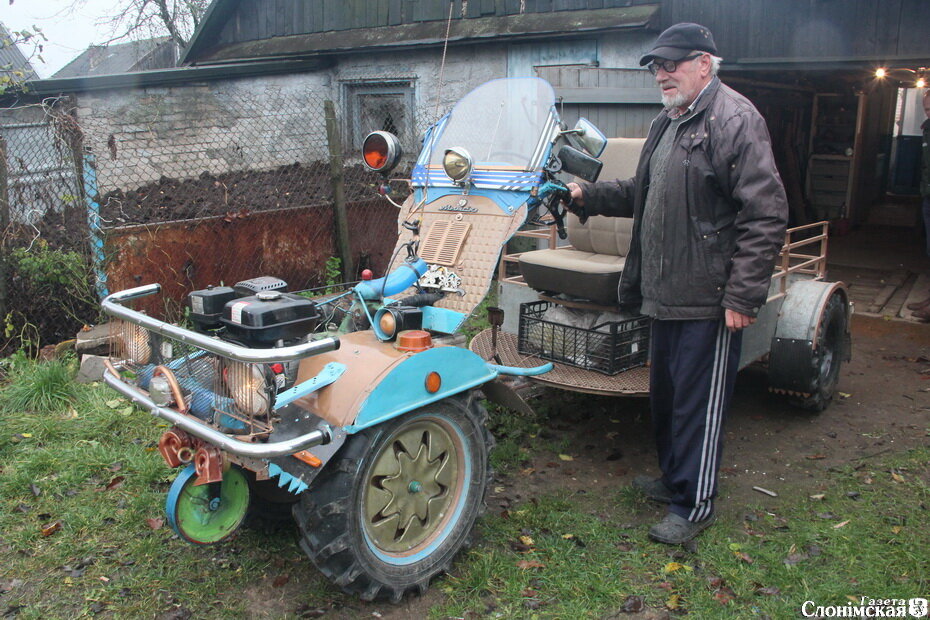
[76, 72, 334, 194]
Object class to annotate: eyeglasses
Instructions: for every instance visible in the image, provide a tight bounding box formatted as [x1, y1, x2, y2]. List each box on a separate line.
[647, 53, 703, 75]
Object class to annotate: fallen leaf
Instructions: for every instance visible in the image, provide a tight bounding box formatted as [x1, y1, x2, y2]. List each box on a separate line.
[728, 543, 741, 551]
[657, 581, 674, 591]
[666, 594, 681, 610]
[520, 468, 535, 476]
[516, 560, 545, 570]
[146, 517, 164, 530]
[714, 586, 736, 604]
[891, 472, 905, 483]
[734, 551, 754, 564]
[272, 574, 289, 588]
[809, 494, 826, 500]
[105, 399, 123, 409]
[755, 586, 781, 596]
[784, 552, 809, 565]
[806, 454, 826, 460]
[833, 520, 850, 529]
[493, 486, 505, 494]
[108, 462, 123, 472]
[891, 526, 903, 534]
[519, 535, 534, 546]
[664, 562, 692, 573]
[41, 520, 62, 537]
[30, 484, 41, 497]
[837, 392, 851, 399]
[104, 476, 126, 491]
[509, 540, 532, 553]
[558, 454, 574, 461]
[621, 595, 645, 613]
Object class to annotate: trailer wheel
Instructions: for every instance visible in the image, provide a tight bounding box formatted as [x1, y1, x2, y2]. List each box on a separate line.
[789, 292, 848, 412]
[294, 394, 492, 602]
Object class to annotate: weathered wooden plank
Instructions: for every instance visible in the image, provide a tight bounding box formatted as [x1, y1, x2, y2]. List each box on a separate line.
[388, 0, 403, 25]
[557, 87, 661, 104]
[310, 0, 323, 32]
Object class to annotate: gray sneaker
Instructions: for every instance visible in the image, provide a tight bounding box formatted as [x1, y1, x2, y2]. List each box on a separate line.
[632, 475, 674, 503]
[648, 512, 715, 544]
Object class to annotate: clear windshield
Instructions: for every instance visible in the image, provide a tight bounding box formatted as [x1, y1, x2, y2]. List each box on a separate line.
[425, 78, 556, 171]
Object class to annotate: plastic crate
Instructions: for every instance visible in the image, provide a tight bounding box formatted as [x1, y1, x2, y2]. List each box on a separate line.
[517, 300, 649, 375]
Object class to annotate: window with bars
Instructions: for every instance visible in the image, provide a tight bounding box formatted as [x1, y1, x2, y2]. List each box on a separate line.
[343, 81, 416, 155]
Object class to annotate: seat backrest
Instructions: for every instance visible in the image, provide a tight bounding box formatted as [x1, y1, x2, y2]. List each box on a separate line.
[567, 137, 645, 256]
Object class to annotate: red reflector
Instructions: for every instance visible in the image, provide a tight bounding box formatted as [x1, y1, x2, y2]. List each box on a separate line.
[270, 363, 284, 374]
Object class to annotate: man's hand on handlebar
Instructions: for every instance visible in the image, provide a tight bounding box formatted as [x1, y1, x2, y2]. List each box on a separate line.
[564, 182, 585, 214]
[562, 182, 587, 222]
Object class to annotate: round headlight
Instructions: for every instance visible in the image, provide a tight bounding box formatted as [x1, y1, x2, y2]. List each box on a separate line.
[362, 131, 403, 173]
[378, 310, 397, 340]
[443, 147, 473, 183]
[224, 361, 270, 417]
[120, 322, 151, 364]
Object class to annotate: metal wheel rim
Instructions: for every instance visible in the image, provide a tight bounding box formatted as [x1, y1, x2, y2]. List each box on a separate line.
[168, 465, 250, 544]
[362, 416, 465, 556]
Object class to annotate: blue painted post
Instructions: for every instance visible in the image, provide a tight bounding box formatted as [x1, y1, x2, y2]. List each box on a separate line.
[82, 149, 108, 299]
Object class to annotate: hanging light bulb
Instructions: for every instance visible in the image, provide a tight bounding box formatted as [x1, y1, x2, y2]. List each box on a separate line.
[875, 68, 887, 78]
[917, 76, 927, 89]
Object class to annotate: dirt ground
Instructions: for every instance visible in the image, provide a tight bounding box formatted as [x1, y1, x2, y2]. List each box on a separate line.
[243, 313, 930, 618]
[99, 162, 407, 226]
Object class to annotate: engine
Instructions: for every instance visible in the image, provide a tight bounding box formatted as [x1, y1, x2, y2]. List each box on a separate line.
[188, 277, 322, 348]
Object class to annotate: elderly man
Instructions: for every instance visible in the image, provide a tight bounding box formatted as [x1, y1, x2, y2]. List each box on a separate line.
[567, 23, 788, 543]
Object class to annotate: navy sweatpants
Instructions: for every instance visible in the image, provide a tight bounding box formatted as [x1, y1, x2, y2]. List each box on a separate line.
[649, 319, 742, 522]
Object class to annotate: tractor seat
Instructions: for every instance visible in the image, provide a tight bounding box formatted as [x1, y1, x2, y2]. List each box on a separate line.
[519, 215, 633, 305]
[518, 137, 645, 306]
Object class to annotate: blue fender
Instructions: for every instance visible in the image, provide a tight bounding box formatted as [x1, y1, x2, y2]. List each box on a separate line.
[344, 346, 498, 433]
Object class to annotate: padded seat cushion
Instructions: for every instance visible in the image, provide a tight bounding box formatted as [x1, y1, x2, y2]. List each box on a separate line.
[519, 248, 625, 305]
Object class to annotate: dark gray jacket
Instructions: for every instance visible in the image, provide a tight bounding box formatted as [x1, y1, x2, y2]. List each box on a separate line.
[580, 78, 788, 320]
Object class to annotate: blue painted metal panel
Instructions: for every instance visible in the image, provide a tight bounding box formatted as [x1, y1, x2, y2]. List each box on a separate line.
[420, 305, 468, 334]
[346, 346, 498, 432]
[82, 152, 108, 298]
[273, 362, 346, 410]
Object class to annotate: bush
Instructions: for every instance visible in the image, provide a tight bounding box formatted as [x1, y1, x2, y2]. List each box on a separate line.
[3, 241, 99, 354]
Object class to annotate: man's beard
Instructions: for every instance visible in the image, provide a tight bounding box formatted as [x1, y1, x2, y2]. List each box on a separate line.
[661, 89, 690, 109]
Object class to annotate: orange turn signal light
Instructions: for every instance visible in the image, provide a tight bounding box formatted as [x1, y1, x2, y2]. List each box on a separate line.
[425, 371, 442, 393]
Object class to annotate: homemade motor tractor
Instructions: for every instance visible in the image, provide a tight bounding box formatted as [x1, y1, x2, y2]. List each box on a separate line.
[101, 77, 610, 602]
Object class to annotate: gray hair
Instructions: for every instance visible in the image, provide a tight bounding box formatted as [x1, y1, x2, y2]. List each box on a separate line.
[707, 54, 723, 76]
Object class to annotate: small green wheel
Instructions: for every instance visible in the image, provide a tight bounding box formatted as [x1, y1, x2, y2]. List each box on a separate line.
[166, 464, 250, 544]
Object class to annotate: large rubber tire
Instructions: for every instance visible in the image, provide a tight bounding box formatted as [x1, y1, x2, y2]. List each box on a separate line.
[789, 292, 848, 412]
[243, 471, 299, 529]
[294, 394, 492, 602]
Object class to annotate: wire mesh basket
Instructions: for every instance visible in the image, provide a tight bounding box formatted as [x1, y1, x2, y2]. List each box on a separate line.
[517, 300, 650, 375]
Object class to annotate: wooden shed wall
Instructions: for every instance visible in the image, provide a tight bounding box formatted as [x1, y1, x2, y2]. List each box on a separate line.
[213, 0, 658, 45]
[660, 0, 930, 62]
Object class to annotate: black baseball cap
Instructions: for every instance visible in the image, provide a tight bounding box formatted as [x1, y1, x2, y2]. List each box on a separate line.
[639, 23, 718, 66]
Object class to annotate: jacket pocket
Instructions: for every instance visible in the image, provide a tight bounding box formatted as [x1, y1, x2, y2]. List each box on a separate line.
[692, 217, 730, 288]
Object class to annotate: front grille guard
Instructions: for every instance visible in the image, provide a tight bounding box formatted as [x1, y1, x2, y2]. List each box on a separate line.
[102, 284, 341, 458]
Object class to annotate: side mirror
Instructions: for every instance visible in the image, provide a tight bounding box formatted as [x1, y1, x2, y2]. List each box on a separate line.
[571, 118, 607, 158]
[557, 145, 603, 183]
[362, 131, 403, 173]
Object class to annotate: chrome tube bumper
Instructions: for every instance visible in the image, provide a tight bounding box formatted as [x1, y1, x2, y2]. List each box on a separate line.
[104, 368, 332, 459]
[102, 284, 340, 363]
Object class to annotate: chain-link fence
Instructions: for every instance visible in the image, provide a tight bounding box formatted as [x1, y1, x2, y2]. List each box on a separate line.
[0, 70, 433, 353]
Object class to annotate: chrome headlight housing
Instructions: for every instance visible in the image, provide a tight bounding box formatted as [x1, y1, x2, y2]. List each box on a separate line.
[223, 361, 271, 417]
[443, 147, 473, 184]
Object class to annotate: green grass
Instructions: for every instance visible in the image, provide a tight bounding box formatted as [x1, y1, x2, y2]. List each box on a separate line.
[2, 355, 929, 618]
[432, 448, 930, 619]
[0, 362, 345, 618]
[1, 356, 79, 414]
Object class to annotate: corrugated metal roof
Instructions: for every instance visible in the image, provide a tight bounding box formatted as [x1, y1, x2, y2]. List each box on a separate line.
[52, 37, 177, 78]
[0, 22, 39, 82]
